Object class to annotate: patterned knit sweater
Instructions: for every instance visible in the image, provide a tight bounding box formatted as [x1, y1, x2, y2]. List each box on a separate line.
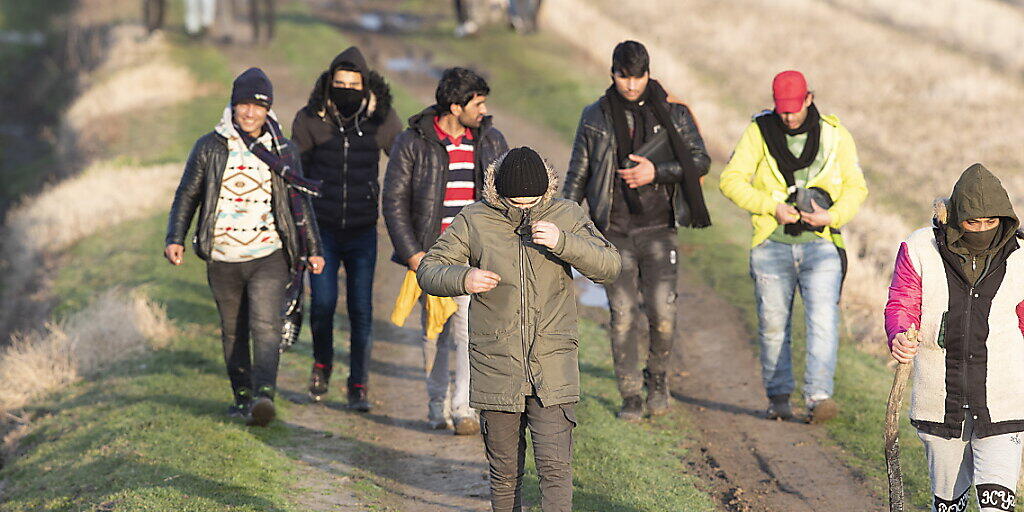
[211, 107, 283, 262]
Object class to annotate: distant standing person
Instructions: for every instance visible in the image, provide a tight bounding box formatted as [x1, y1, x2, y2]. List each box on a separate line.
[886, 164, 1024, 512]
[508, 0, 542, 34]
[418, 146, 621, 512]
[452, 0, 478, 38]
[249, 0, 274, 42]
[185, 0, 216, 39]
[291, 46, 402, 409]
[164, 68, 324, 426]
[563, 40, 712, 422]
[719, 70, 867, 423]
[383, 67, 508, 434]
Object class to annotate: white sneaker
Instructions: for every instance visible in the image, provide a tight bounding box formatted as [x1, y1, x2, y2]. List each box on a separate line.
[428, 401, 451, 430]
[454, 21, 479, 38]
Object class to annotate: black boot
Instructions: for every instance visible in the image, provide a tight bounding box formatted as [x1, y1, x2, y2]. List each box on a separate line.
[617, 395, 644, 422]
[347, 383, 371, 412]
[645, 370, 670, 416]
[248, 386, 276, 427]
[309, 363, 332, 401]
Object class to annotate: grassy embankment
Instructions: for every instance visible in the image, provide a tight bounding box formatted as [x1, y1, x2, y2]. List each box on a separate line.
[1, 3, 717, 511]
[395, 4, 936, 508]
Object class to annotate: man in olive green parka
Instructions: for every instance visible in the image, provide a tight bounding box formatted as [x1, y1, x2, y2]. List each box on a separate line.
[417, 146, 620, 512]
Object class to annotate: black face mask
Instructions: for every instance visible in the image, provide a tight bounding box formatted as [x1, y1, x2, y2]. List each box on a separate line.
[330, 87, 364, 117]
[960, 225, 1000, 252]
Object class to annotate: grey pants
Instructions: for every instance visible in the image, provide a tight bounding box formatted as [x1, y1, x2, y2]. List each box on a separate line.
[604, 228, 679, 397]
[206, 250, 288, 402]
[422, 295, 472, 419]
[480, 397, 576, 512]
[917, 415, 1023, 511]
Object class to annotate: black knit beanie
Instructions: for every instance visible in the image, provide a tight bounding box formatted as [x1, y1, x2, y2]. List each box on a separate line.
[231, 67, 274, 108]
[496, 147, 548, 198]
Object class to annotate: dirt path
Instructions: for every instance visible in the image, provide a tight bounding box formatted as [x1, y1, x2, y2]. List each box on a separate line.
[667, 268, 884, 511]
[210, 2, 884, 509]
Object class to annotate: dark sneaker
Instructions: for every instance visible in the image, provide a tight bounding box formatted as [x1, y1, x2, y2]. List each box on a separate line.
[644, 370, 670, 416]
[347, 383, 371, 412]
[807, 397, 839, 424]
[453, 415, 480, 435]
[227, 402, 251, 419]
[617, 395, 644, 422]
[309, 363, 332, 401]
[247, 397, 276, 427]
[766, 394, 794, 421]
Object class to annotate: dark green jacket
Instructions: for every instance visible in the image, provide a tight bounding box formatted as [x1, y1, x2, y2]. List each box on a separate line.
[417, 155, 621, 412]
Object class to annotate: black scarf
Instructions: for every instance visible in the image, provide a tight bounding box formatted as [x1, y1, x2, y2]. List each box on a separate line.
[234, 116, 322, 316]
[755, 103, 821, 187]
[755, 104, 822, 236]
[604, 79, 711, 228]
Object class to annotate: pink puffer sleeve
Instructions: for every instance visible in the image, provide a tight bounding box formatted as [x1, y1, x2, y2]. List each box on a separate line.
[885, 242, 922, 348]
[1017, 301, 1024, 336]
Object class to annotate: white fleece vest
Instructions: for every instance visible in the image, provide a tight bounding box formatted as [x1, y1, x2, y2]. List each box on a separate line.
[905, 227, 1024, 424]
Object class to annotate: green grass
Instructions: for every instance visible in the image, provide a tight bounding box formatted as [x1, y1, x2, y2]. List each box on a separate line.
[0, 215, 302, 512]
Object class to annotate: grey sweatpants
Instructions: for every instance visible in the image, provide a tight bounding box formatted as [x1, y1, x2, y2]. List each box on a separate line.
[917, 416, 1023, 512]
[480, 397, 576, 512]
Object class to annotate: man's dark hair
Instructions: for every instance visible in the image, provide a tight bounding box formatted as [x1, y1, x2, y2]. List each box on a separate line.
[436, 67, 490, 113]
[611, 40, 650, 78]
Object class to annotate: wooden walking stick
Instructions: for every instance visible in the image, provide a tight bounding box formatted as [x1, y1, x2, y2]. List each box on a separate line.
[884, 324, 917, 512]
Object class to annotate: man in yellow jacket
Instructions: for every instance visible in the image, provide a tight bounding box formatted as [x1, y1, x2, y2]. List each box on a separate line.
[719, 71, 867, 423]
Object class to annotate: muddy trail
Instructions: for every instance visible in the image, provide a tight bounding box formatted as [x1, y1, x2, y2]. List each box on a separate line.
[207, 1, 884, 509]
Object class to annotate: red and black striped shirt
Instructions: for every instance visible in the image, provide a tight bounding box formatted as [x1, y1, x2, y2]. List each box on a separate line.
[433, 116, 476, 232]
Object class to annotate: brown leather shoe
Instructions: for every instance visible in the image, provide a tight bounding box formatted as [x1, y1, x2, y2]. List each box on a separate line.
[453, 415, 480, 435]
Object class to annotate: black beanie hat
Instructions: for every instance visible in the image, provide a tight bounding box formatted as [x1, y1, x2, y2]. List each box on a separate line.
[496, 147, 548, 198]
[231, 67, 273, 108]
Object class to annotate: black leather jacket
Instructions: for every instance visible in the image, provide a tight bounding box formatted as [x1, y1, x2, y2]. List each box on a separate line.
[382, 105, 509, 266]
[165, 131, 323, 265]
[562, 96, 711, 232]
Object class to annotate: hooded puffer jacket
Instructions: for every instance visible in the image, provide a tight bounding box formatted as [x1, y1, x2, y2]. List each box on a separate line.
[885, 163, 1024, 439]
[416, 153, 621, 412]
[291, 46, 402, 232]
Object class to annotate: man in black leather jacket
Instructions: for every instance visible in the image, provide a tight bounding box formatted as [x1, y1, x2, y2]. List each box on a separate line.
[563, 41, 711, 421]
[382, 67, 508, 434]
[164, 68, 324, 427]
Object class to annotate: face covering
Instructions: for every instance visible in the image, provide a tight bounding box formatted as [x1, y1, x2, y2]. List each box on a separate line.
[960, 225, 1000, 252]
[329, 87, 364, 117]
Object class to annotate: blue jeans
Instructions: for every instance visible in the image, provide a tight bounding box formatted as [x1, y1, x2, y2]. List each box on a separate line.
[750, 238, 841, 400]
[309, 226, 377, 387]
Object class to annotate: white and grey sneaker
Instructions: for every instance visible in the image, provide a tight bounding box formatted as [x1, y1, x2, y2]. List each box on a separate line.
[428, 401, 451, 430]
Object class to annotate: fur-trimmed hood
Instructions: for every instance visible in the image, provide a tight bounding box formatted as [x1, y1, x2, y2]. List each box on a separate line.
[304, 46, 393, 125]
[481, 149, 561, 213]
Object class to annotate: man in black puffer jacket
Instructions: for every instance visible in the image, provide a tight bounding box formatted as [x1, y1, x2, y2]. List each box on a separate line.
[383, 67, 508, 434]
[291, 46, 402, 411]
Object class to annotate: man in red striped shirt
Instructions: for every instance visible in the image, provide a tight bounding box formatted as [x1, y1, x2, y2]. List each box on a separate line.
[383, 67, 508, 434]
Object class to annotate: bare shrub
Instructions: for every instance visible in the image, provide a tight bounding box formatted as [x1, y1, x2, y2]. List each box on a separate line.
[0, 162, 180, 334]
[0, 288, 174, 414]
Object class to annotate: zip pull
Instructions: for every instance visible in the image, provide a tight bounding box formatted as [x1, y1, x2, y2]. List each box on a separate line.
[972, 256, 977, 272]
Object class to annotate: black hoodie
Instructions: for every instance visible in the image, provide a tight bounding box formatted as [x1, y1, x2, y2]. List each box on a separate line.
[291, 46, 403, 233]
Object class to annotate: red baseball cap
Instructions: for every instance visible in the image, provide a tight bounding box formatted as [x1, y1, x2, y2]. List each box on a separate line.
[772, 70, 808, 113]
